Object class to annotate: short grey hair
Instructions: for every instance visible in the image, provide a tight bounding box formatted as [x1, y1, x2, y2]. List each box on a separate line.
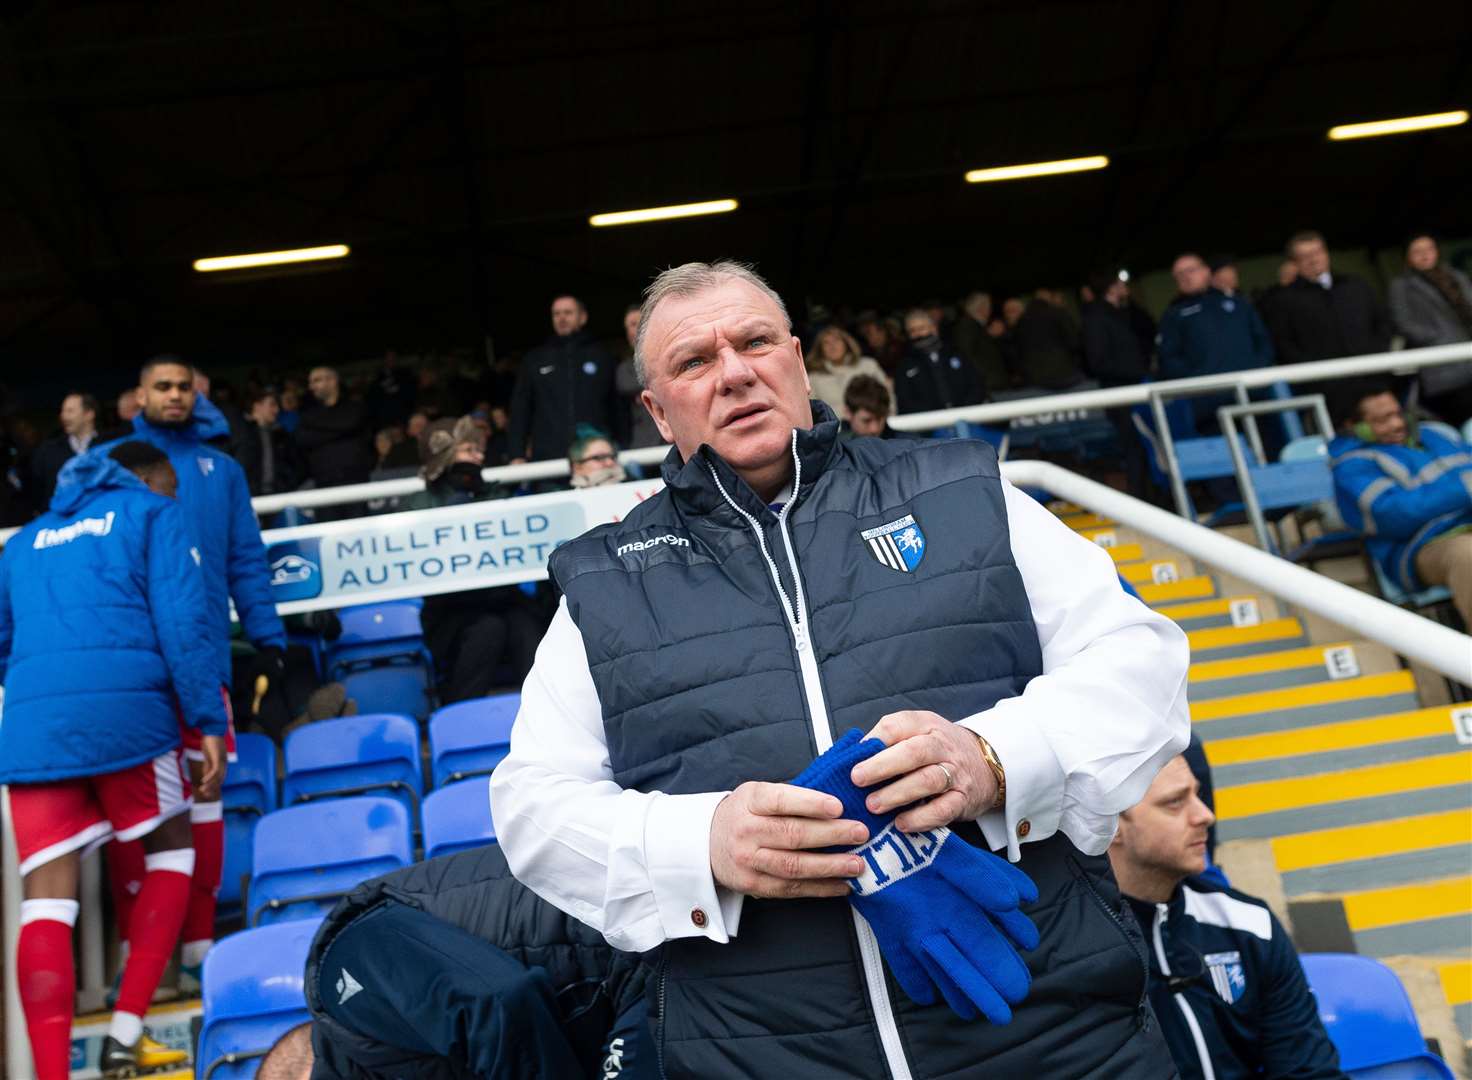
[632, 260, 791, 387]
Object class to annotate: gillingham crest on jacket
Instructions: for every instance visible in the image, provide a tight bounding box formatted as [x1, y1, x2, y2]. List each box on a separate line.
[1205, 950, 1247, 1004]
[861, 513, 926, 572]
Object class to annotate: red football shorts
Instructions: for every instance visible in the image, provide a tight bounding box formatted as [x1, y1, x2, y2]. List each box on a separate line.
[10, 751, 192, 877]
[179, 685, 237, 763]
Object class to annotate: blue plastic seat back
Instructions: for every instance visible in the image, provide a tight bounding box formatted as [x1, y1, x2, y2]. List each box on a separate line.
[250, 798, 412, 926]
[283, 714, 423, 819]
[198, 918, 321, 1079]
[340, 665, 434, 721]
[1300, 953, 1454, 1077]
[1245, 460, 1336, 511]
[334, 602, 423, 647]
[1174, 434, 1251, 482]
[422, 780, 498, 860]
[223, 733, 278, 818]
[429, 695, 520, 787]
[219, 813, 255, 907]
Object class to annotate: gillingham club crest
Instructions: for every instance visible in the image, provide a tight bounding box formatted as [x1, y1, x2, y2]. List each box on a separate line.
[1204, 951, 1247, 1004]
[861, 514, 926, 573]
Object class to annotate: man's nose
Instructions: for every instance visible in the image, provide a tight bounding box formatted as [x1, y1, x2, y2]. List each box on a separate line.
[1192, 796, 1216, 829]
[714, 344, 756, 389]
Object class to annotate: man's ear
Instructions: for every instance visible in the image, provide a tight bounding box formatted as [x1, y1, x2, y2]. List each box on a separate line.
[641, 389, 674, 444]
[793, 337, 812, 396]
[133, 386, 144, 410]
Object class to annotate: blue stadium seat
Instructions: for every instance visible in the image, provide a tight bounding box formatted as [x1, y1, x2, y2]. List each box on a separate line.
[421, 780, 498, 860]
[340, 663, 434, 721]
[248, 797, 412, 927]
[282, 714, 423, 826]
[1300, 953, 1455, 1078]
[220, 734, 278, 909]
[196, 917, 321, 1080]
[428, 694, 520, 788]
[327, 602, 430, 673]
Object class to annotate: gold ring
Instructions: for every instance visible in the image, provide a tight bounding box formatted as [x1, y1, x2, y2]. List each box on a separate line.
[937, 762, 955, 792]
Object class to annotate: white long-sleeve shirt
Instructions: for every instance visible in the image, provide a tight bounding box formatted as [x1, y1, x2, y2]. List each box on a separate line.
[490, 478, 1191, 953]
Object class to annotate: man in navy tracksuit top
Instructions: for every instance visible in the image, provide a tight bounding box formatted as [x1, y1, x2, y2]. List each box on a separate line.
[1109, 755, 1347, 1079]
[0, 443, 228, 1078]
[95, 355, 287, 988]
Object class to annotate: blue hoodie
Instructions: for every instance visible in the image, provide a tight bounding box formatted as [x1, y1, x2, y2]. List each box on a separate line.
[0, 455, 228, 783]
[96, 395, 284, 679]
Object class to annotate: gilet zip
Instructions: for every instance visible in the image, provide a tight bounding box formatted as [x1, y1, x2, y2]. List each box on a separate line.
[705, 431, 914, 1080]
[1153, 903, 1216, 1080]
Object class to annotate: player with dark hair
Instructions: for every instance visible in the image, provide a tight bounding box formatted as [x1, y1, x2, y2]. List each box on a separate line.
[97, 355, 287, 991]
[0, 442, 226, 1078]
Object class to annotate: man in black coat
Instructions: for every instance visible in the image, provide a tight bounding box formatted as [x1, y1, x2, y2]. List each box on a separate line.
[1084, 272, 1154, 497]
[294, 367, 374, 518]
[1014, 289, 1085, 390]
[893, 307, 985, 416]
[300, 846, 655, 1080]
[1267, 230, 1392, 365]
[953, 291, 1010, 396]
[29, 392, 98, 507]
[507, 295, 620, 462]
[234, 389, 303, 496]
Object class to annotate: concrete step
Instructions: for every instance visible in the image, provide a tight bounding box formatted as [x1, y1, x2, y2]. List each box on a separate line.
[1271, 810, 1472, 898]
[1186, 618, 1309, 660]
[1156, 595, 1278, 631]
[1188, 639, 1403, 700]
[1190, 670, 1422, 740]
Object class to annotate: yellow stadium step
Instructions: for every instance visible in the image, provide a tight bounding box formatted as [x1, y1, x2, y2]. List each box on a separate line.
[1205, 702, 1461, 767]
[1339, 876, 1472, 957]
[1186, 617, 1308, 660]
[1190, 670, 1421, 734]
[1137, 575, 1218, 605]
[1104, 543, 1144, 564]
[1155, 595, 1273, 630]
[1060, 512, 1114, 532]
[1118, 558, 1193, 586]
[1439, 960, 1472, 1044]
[1188, 639, 1396, 699]
[1270, 810, 1472, 897]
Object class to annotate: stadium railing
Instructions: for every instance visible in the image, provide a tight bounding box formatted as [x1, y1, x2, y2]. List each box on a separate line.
[3, 342, 1471, 1076]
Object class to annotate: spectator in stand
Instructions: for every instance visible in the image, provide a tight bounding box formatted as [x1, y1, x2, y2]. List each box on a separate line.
[841, 374, 900, 440]
[568, 426, 626, 488]
[372, 425, 419, 473]
[0, 442, 226, 1080]
[616, 304, 664, 448]
[295, 366, 375, 519]
[368, 350, 417, 429]
[236, 389, 303, 497]
[1110, 755, 1348, 1080]
[406, 410, 429, 441]
[1267, 230, 1392, 365]
[954, 291, 1010, 396]
[1209, 255, 1240, 297]
[1388, 233, 1472, 423]
[97, 356, 287, 994]
[805, 325, 889, 416]
[855, 310, 906, 374]
[406, 418, 545, 702]
[116, 388, 141, 426]
[508, 294, 620, 462]
[1254, 258, 1299, 336]
[1083, 270, 1153, 498]
[1157, 253, 1276, 383]
[1330, 383, 1472, 625]
[30, 393, 98, 507]
[277, 380, 303, 434]
[893, 307, 985, 415]
[1014, 288, 1084, 390]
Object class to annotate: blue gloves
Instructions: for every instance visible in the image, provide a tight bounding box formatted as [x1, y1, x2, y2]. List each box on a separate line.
[791, 728, 1040, 1024]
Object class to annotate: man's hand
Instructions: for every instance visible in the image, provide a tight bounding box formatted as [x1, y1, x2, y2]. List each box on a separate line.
[197, 734, 228, 802]
[849, 711, 997, 833]
[709, 782, 869, 899]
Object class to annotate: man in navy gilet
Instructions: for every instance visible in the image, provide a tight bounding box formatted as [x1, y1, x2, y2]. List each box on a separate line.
[493, 261, 1192, 1078]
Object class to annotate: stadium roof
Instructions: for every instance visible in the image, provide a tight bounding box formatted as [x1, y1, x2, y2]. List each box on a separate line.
[3, 1, 1469, 378]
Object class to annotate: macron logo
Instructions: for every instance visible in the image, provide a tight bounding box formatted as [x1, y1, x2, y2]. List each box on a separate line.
[616, 533, 690, 558]
[33, 511, 116, 550]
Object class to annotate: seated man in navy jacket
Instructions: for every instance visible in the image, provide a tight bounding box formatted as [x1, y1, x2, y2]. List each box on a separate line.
[1109, 755, 1348, 1080]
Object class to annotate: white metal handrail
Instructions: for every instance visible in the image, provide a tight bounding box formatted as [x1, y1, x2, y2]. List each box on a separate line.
[1003, 459, 1471, 683]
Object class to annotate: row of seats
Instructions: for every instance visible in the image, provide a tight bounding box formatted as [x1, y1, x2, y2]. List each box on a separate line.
[222, 694, 516, 919]
[195, 919, 1449, 1080]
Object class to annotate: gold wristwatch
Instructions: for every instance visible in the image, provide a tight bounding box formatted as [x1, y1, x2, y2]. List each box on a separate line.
[973, 732, 1006, 811]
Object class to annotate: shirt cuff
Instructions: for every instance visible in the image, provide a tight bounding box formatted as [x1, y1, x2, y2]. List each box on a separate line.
[959, 710, 1066, 861]
[643, 790, 745, 943]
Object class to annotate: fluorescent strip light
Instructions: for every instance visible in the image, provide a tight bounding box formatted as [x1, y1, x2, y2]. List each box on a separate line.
[193, 244, 351, 272]
[1328, 111, 1468, 141]
[964, 155, 1109, 184]
[588, 199, 738, 227]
